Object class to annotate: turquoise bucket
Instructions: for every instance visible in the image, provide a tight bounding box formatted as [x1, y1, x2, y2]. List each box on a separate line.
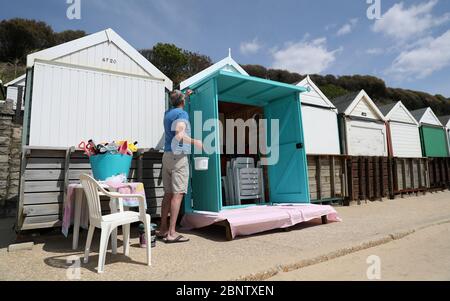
[89, 154, 133, 181]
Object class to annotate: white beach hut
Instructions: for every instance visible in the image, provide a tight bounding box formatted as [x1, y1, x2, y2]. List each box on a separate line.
[4, 74, 26, 110]
[331, 90, 388, 157]
[296, 76, 340, 155]
[438, 115, 450, 155]
[23, 28, 173, 148]
[379, 101, 422, 158]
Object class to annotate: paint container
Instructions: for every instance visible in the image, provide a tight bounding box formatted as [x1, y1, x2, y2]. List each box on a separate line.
[194, 157, 209, 171]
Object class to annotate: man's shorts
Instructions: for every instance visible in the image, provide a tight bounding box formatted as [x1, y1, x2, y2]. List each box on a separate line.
[162, 153, 190, 194]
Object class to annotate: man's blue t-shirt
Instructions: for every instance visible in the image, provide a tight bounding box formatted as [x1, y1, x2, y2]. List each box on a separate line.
[164, 108, 191, 154]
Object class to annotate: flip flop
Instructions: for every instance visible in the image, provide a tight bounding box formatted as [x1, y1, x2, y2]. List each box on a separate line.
[156, 232, 168, 240]
[164, 235, 190, 244]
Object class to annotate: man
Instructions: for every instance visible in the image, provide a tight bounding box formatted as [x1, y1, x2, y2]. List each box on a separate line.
[158, 89, 203, 243]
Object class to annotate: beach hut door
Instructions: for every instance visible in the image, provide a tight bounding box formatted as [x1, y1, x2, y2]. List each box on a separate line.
[265, 95, 309, 203]
[187, 79, 222, 212]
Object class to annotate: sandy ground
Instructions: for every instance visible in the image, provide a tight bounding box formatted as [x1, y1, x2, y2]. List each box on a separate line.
[0, 191, 449, 281]
[269, 222, 450, 281]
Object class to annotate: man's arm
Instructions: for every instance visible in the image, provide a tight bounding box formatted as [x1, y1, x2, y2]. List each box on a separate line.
[175, 121, 203, 150]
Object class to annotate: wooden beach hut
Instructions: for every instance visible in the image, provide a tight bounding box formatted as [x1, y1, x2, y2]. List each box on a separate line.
[331, 90, 388, 157]
[411, 108, 449, 158]
[296, 76, 340, 155]
[179, 55, 310, 213]
[379, 101, 422, 158]
[4, 74, 26, 110]
[438, 115, 450, 156]
[23, 28, 173, 149]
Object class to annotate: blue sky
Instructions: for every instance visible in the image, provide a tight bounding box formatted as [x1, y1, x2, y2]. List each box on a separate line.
[1, 0, 450, 97]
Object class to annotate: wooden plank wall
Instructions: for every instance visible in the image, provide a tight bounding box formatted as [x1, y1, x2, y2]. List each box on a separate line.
[346, 156, 391, 202]
[307, 155, 347, 204]
[393, 158, 428, 195]
[427, 157, 450, 190]
[17, 146, 450, 232]
[17, 148, 163, 231]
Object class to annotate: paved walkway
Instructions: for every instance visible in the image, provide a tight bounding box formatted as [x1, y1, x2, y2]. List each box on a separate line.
[270, 221, 450, 281]
[0, 191, 449, 281]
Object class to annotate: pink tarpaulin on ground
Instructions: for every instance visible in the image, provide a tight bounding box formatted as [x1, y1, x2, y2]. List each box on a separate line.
[181, 204, 342, 239]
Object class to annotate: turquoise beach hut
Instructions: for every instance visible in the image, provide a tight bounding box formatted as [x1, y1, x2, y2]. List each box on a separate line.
[179, 55, 310, 213]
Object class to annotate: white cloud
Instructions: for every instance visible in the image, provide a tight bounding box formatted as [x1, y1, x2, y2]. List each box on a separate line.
[240, 38, 262, 55]
[272, 38, 342, 74]
[325, 24, 337, 31]
[387, 29, 450, 79]
[366, 48, 384, 55]
[337, 18, 358, 36]
[373, 0, 450, 41]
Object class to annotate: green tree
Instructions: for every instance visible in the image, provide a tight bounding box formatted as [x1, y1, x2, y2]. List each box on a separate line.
[140, 44, 212, 88]
[141, 43, 188, 87]
[54, 30, 86, 45]
[0, 18, 55, 64]
[184, 50, 212, 79]
[319, 84, 349, 100]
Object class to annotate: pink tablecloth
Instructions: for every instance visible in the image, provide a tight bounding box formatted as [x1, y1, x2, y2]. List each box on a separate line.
[62, 182, 147, 237]
[181, 204, 341, 239]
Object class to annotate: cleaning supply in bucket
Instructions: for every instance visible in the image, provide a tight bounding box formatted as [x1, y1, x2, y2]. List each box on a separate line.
[194, 157, 209, 171]
[79, 139, 139, 181]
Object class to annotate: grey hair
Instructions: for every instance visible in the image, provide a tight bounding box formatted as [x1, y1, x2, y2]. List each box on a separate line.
[169, 90, 185, 107]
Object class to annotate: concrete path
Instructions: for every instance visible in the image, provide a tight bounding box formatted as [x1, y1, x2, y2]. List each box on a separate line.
[0, 191, 449, 281]
[269, 221, 450, 281]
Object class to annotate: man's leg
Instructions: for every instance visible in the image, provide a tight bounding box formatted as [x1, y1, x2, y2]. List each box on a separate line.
[159, 153, 173, 237]
[158, 193, 172, 237]
[167, 193, 185, 240]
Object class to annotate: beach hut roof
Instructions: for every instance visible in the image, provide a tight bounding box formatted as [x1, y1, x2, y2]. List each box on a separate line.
[27, 28, 173, 90]
[5, 74, 26, 87]
[411, 107, 443, 126]
[438, 115, 450, 128]
[379, 101, 419, 125]
[296, 75, 336, 109]
[331, 90, 386, 121]
[180, 53, 248, 90]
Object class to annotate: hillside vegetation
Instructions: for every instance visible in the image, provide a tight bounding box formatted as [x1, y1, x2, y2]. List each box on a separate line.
[242, 65, 450, 116]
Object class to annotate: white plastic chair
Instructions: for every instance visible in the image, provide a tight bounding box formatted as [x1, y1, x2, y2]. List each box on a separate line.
[80, 174, 151, 273]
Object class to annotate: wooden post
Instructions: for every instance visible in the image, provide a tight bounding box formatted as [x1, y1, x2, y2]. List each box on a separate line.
[380, 158, 389, 197]
[439, 158, 447, 189]
[418, 158, 423, 189]
[316, 156, 322, 201]
[358, 157, 364, 201]
[341, 157, 347, 198]
[392, 158, 398, 196]
[401, 159, 407, 194]
[409, 159, 415, 191]
[330, 156, 336, 198]
[387, 157, 394, 199]
[14, 86, 24, 123]
[372, 157, 380, 199]
[365, 157, 370, 201]
[345, 157, 353, 204]
[16, 148, 30, 232]
[432, 159, 437, 188]
[446, 158, 450, 189]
